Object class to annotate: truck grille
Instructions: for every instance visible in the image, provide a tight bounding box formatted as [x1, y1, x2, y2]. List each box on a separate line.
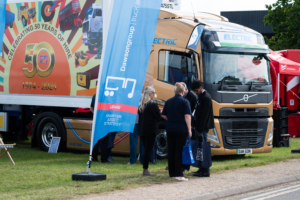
[225, 136, 264, 147]
[219, 118, 268, 149]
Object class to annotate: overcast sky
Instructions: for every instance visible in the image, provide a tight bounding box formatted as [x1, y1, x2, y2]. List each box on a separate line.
[181, 0, 278, 15]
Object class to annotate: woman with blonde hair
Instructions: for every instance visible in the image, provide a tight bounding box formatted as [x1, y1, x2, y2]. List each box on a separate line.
[162, 83, 192, 181]
[138, 86, 161, 176]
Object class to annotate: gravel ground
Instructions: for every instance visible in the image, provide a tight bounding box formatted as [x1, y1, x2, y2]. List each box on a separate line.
[74, 159, 300, 200]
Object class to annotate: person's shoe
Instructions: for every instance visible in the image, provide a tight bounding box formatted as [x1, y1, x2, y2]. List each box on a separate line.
[192, 169, 201, 174]
[165, 166, 169, 170]
[92, 157, 99, 162]
[127, 162, 135, 165]
[143, 169, 156, 176]
[175, 177, 188, 181]
[193, 172, 210, 177]
[108, 156, 114, 162]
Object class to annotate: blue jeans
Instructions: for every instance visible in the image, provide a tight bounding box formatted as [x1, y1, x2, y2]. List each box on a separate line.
[196, 130, 210, 174]
[130, 124, 144, 164]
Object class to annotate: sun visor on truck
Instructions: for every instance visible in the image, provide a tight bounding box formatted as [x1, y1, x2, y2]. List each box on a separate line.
[201, 30, 270, 54]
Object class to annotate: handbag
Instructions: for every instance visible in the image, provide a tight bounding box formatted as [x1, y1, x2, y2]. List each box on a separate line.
[191, 135, 212, 168]
[182, 135, 195, 165]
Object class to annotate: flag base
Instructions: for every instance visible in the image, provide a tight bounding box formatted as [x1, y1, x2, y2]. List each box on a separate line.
[291, 149, 300, 153]
[72, 172, 106, 181]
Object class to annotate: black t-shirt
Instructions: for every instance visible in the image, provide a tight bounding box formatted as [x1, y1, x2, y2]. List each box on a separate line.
[162, 94, 191, 132]
[91, 94, 96, 110]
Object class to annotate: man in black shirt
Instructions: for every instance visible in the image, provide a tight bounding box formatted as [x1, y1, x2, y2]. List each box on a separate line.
[191, 80, 214, 177]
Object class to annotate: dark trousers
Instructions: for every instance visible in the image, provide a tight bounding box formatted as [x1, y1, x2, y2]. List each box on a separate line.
[92, 134, 109, 162]
[167, 131, 188, 177]
[130, 124, 144, 164]
[141, 134, 156, 169]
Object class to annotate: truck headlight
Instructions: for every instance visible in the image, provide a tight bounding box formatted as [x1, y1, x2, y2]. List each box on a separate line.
[207, 128, 220, 144]
[268, 123, 273, 142]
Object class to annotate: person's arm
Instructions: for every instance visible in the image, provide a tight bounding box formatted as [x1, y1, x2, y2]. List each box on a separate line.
[185, 114, 192, 138]
[162, 115, 167, 120]
[151, 103, 161, 120]
[90, 107, 94, 114]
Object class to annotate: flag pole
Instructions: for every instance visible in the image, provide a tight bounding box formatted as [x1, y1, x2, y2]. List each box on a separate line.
[72, 0, 114, 181]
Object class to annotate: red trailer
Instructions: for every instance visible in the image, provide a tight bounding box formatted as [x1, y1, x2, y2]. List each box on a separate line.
[59, 0, 82, 32]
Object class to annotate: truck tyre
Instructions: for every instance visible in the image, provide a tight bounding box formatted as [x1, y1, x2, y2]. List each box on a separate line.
[36, 114, 66, 152]
[88, 44, 94, 51]
[22, 16, 27, 26]
[41, 2, 55, 22]
[10, 22, 13, 28]
[156, 129, 168, 159]
[71, 24, 75, 31]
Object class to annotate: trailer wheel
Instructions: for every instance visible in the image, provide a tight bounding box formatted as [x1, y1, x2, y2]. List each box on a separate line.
[156, 129, 168, 159]
[37, 115, 65, 152]
[22, 16, 27, 26]
[41, 2, 55, 22]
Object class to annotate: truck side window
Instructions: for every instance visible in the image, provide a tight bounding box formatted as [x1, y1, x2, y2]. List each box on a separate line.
[158, 50, 197, 87]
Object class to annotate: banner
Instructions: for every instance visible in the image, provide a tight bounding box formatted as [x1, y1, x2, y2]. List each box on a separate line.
[91, 0, 162, 147]
[0, 0, 6, 64]
[0, 0, 103, 108]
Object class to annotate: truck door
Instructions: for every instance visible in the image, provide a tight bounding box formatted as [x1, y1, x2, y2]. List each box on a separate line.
[154, 50, 199, 102]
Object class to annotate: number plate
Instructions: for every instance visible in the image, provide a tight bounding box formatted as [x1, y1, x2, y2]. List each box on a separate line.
[237, 149, 252, 154]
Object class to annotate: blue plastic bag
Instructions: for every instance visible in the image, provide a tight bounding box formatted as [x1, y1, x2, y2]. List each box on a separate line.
[182, 135, 195, 165]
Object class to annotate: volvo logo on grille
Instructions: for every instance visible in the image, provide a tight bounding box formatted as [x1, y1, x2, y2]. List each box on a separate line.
[243, 94, 249, 102]
[234, 94, 258, 103]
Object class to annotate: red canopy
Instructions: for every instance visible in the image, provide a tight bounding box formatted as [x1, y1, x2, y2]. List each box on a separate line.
[268, 50, 300, 76]
[268, 50, 300, 109]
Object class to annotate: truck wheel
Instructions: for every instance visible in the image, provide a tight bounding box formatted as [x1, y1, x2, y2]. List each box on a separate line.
[41, 2, 55, 22]
[22, 16, 27, 26]
[156, 129, 168, 159]
[10, 22, 13, 28]
[71, 24, 75, 31]
[88, 44, 94, 51]
[36, 115, 65, 152]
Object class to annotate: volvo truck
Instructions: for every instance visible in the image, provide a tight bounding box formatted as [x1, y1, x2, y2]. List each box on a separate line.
[0, 1, 273, 157]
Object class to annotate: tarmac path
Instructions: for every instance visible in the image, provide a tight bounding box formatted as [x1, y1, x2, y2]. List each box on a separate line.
[74, 159, 300, 200]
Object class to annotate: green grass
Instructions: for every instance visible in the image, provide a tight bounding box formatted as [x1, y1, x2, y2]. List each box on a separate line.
[1, 138, 300, 200]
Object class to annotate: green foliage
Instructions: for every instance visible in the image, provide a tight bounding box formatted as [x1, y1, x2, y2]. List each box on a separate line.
[264, 0, 300, 50]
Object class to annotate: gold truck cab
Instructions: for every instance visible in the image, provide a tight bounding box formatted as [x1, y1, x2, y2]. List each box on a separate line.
[149, 10, 273, 157]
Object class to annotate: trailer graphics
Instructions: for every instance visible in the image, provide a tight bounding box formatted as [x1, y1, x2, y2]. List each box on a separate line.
[0, 0, 103, 108]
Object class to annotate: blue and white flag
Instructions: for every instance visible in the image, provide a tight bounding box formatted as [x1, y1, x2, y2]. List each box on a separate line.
[0, 0, 6, 55]
[187, 24, 204, 50]
[91, 0, 162, 148]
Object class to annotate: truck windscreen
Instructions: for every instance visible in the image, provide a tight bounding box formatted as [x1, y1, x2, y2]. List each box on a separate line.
[203, 51, 270, 85]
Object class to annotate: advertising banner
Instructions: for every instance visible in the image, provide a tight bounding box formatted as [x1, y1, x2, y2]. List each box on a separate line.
[0, 0, 103, 108]
[91, 0, 162, 147]
[0, 1, 6, 58]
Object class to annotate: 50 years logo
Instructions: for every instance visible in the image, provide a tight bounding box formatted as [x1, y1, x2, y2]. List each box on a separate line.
[23, 42, 55, 78]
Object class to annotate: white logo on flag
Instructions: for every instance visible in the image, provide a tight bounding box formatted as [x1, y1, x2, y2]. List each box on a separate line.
[104, 76, 136, 98]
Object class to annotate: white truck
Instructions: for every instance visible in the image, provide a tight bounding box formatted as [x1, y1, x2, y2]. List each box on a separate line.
[81, 3, 103, 52]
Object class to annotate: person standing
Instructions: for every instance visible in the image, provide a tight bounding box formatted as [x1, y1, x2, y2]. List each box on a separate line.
[162, 83, 192, 181]
[191, 80, 214, 177]
[181, 82, 197, 172]
[138, 87, 161, 176]
[127, 114, 144, 165]
[90, 90, 110, 163]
